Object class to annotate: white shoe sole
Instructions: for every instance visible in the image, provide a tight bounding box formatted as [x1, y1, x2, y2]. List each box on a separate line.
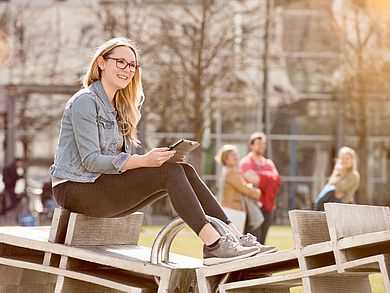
[257, 246, 278, 254]
[203, 247, 260, 266]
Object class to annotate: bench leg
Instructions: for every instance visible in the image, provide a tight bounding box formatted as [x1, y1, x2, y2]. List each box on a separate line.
[157, 269, 197, 293]
[196, 271, 219, 293]
[381, 257, 390, 293]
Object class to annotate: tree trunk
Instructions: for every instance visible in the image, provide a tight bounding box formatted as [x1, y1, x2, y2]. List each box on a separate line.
[192, 91, 204, 172]
[356, 72, 368, 204]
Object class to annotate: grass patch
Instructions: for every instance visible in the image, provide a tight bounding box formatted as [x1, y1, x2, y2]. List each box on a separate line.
[139, 225, 385, 292]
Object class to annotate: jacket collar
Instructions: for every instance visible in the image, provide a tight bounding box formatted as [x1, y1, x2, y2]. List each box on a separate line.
[89, 80, 116, 114]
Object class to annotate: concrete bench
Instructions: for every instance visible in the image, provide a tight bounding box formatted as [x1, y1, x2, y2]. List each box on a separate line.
[324, 203, 390, 292]
[218, 264, 344, 293]
[3, 203, 388, 292]
[324, 203, 390, 262]
[207, 249, 298, 293]
[289, 209, 373, 293]
[289, 206, 390, 292]
[218, 208, 379, 293]
[150, 216, 299, 293]
[0, 208, 202, 292]
[217, 210, 336, 293]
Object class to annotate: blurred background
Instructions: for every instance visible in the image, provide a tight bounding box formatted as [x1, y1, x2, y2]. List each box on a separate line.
[1, 0, 390, 225]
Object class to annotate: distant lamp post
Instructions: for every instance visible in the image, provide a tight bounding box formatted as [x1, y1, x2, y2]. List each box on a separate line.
[262, 0, 272, 159]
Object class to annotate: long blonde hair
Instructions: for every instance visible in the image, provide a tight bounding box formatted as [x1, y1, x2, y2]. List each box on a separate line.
[215, 145, 237, 166]
[82, 37, 144, 145]
[215, 145, 238, 201]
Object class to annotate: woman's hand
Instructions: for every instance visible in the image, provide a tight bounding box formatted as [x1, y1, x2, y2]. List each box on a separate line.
[328, 162, 344, 184]
[252, 187, 262, 200]
[176, 155, 186, 164]
[142, 148, 176, 167]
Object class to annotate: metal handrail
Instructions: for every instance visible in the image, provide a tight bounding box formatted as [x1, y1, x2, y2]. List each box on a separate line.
[150, 216, 232, 289]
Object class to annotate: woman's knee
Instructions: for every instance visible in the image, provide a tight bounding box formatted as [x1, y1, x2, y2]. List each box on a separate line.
[161, 162, 185, 177]
[180, 163, 196, 174]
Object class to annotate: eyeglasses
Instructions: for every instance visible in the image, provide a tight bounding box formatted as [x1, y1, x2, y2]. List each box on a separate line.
[104, 56, 140, 72]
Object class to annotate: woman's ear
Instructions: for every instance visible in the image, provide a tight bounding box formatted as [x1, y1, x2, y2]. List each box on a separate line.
[97, 56, 105, 71]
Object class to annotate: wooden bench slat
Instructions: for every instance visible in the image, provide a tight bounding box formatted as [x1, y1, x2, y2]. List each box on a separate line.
[300, 241, 333, 257]
[65, 212, 144, 247]
[307, 274, 372, 293]
[288, 210, 335, 273]
[324, 203, 390, 241]
[219, 265, 338, 292]
[198, 248, 297, 277]
[288, 210, 330, 248]
[337, 230, 390, 250]
[0, 256, 157, 292]
[0, 226, 169, 276]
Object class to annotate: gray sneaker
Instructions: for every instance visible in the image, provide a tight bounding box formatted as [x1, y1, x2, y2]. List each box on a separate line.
[203, 234, 260, 266]
[239, 233, 277, 254]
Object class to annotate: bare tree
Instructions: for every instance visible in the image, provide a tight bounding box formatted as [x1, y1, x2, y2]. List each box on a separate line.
[145, 0, 261, 170]
[2, 3, 77, 177]
[85, 1, 262, 171]
[328, 1, 390, 203]
[89, 0, 154, 55]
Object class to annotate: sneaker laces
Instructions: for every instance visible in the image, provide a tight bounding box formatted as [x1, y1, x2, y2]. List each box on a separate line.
[219, 233, 240, 250]
[241, 233, 259, 245]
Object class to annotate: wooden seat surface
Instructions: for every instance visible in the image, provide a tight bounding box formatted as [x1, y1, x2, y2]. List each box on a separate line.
[0, 226, 202, 270]
[0, 225, 204, 293]
[198, 248, 298, 277]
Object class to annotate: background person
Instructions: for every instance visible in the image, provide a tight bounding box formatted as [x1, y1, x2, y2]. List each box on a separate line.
[314, 146, 360, 211]
[1, 158, 24, 215]
[49, 37, 264, 266]
[240, 132, 281, 245]
[215, 144, 277, 254]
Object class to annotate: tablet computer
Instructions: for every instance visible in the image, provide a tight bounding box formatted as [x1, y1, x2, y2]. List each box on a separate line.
[167, 139, 200, 162]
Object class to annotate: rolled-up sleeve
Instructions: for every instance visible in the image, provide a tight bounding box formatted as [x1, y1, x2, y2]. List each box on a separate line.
[70, 95, 130, 174]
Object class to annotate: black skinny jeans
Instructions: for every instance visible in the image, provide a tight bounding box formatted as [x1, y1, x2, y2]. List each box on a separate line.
[53, 163, 231, 235]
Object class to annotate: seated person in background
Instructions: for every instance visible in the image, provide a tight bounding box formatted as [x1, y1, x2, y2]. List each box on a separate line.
[215, 145, 276, 254]
[1, 158, 24, 215]
[41, 181, 57, 212]
[315, 146, 360, 211]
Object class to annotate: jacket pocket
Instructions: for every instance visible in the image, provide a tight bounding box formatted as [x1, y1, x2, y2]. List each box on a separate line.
[97, 115, 115, 149]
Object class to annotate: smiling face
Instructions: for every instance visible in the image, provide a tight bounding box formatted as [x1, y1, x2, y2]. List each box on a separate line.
[339, 152, 353, 169]
[225, 150, 239, 168]
[98, 46, 137, 92]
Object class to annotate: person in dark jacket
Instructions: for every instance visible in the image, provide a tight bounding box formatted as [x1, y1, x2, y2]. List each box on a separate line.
[1, 158, 24, 214]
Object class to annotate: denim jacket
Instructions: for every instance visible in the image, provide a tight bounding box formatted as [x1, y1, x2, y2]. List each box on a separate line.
[49, 80, 133, 182]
